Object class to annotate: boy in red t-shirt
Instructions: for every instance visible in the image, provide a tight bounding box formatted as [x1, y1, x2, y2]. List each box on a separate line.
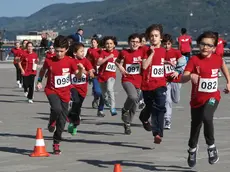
[36, 35, 84, 155]
[178, 28, 192, 59]
[140, 24, 167, 144]
[116, 33, 144, 135]
[67, 43, 94, 135]
[180, 31, 230, 167]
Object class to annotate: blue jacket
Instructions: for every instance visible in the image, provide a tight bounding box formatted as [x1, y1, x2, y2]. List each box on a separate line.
[71, 33, 83, 43]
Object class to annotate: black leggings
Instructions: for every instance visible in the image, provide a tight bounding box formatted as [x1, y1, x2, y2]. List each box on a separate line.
[68, 88, 85, 126]
[14, 63, 22, 83]
[189, 99, 219, 148]
[47, 94, 69, 144]
[23, 75, 35, 99]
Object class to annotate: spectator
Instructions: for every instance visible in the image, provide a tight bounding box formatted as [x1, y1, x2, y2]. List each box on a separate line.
[40, 33, 49, 49]
[71, 28, 84, 43]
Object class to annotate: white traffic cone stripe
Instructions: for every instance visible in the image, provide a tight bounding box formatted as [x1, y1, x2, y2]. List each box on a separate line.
[35, 139, 45, 146]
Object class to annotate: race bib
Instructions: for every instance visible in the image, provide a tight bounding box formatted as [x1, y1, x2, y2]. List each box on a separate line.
[54, 74, 71, 88]
[71, 74, 87, 85]
[32, 63, 37, 71]
[126, 64, 140, 74]
[198, 78, 218, 93]
[106, 62, 116, 72]
[151, 65, 164, 77]
[164, 64, 175, 74]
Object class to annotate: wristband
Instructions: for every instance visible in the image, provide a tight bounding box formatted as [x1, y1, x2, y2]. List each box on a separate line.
[37, 77, 43, 83]
[175, 69, 181, 74]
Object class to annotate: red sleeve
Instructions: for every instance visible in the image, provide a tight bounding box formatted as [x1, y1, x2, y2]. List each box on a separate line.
[176, 50, 182, 59]
[70, 59, 78, 72]
[142, 46, 149, 59]
[117, 50, 125, 60]
[98, 50, 104, 59]
[189, 37, 192, 44]
[85, 58, 93, 71]
[86, 49, 91, 59]
[43, 59, 49, 69]
[184, 56, 196, 73]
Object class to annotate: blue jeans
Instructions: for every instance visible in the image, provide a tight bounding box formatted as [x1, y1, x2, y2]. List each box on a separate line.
[92, 78, 104, 111]
[142, 86, 167, 137]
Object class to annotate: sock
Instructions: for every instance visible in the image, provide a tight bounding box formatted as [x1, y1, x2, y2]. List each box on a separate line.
[189, 147, 197, 152]
[208, 144, 215, 149]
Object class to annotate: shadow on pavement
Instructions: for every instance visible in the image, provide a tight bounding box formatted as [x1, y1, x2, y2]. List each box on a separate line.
[78, 159, 197, 172]
[0, 147, 31, 155]
[62, 138, 153, 150]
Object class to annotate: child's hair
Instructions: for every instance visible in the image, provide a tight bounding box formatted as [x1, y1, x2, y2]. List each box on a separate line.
[26, 41, 33, 48]
[196, 31, 218, 46]
[162, 34, 173, 44]
[102, 36, 118, 46]
[128, 33, 141, 42]
[181, 28, 187, 35]
[73, 43, 85, 52]
[145, 24, 163, 39]
[54, 35, 69, 49]
[140, 33, 146, 41]
[91, 37, 99, 44]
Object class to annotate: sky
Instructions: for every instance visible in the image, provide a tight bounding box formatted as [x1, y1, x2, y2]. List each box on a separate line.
[0, 0, 103, 17]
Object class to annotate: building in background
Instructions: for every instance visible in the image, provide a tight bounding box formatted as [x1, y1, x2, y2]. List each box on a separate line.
[16, 30, 58, 46]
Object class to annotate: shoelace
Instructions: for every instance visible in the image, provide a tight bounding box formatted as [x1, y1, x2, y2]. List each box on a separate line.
[209, 149, 215, 157]
[190, 152, 195, 160]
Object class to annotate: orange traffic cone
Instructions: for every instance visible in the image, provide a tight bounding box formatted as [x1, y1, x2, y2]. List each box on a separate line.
[113, 164, 122, 172]
[30, 128, 50, 157]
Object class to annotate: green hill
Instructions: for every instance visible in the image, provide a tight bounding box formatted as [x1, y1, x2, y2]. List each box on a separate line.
[1, 0, 230, 40]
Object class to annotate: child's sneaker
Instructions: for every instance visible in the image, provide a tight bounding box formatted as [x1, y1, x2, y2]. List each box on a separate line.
[48, 121, 56, 133]
[68, 123, 73, 134]
[97, 111, 105, 117]
[53, 144, 61, 155]
[154, 135, 162, 144]
[207, 145, 219, 165]
[187, 147, 198, 167]
[110, 108, 117, 116]
[72, 127, 77, 136]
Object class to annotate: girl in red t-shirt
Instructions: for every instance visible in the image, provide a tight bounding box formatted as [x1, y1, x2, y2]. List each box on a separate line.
[180, 31, 230, 167]
[18, 42, 38, 103]
[10, 42, 23, 88]
[86, 37, 102, 109]
[97, 36, 119, 116]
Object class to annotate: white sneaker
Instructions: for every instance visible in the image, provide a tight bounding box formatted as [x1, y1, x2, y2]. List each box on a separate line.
[16, 80, 20, 85]
[18, 83, 22, 88]
[28, 99, 33, 104]
[24, 92, 28, 97]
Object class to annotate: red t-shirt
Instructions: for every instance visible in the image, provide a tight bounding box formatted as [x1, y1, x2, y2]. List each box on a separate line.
[43, 56, 77, 103]
[118, 48, 143, 89]
[141, 47, 167, 91]
[178, 34, 192, 53]
[70, 57, 93, 98]
[139, 45, 149, 52]
[184, 54, 223, 108]
[11, 48, 23, 64]
[20, 51, 38, 76]
[86, 47, 100, 75]
[215, 38, 226, 57]
[165, 48, 182, 77]
[46, 52, 56, 59]
[98, 49, 119, 83]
